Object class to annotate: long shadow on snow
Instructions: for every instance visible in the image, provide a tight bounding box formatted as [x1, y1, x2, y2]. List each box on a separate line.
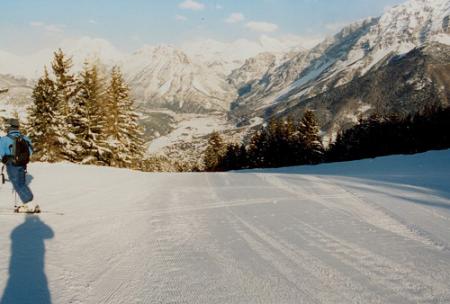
[339, 177, 450, 211]
[237, 150, 450, 210]
[0, 215, 54, 304]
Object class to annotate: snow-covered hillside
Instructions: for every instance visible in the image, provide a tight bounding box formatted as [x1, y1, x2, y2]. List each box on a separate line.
[1, 150, 449, 303]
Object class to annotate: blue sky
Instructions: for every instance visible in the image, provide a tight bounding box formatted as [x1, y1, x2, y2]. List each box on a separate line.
[0, 0, 405, 54]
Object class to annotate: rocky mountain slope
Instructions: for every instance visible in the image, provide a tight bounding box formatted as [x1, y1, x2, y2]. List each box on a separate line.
[123, 37, 305, 115]
[231, 0, 450, 135]
[122, 45, 237, 114]
[227, 50, 304, 93]
[230, 17, 379, 122]
[272, 42, 450, 142]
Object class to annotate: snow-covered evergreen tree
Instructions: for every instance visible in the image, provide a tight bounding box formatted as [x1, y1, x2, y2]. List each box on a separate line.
[27, 67, 65, 162]
[72, 63, 111, 165]
[103, 66, 144, 168]
[51, 49, 79, 161]
[298, 110, 324, 164]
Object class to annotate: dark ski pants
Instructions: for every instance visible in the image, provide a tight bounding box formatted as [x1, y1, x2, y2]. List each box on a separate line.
[6, 163, 33, 203]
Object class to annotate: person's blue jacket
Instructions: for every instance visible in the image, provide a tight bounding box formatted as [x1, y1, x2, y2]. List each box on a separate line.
[0, 130, 33, 160]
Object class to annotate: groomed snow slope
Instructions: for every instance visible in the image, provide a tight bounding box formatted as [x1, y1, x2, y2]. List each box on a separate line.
[1, 150, 450, 303]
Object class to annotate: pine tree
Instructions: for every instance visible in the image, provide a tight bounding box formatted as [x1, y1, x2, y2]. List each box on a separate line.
[274, 117, 298, 167]
[265, 119, 281, 167]
[125, 106, 145, 169]
[203, 131, 226, 171]
[237, 144, 249, 169]
[298, 110, 324, 164]
[27, 67, 62, 161]
[283, 116, 299, 165]
[52, 49, 78, 110]
[72, 63, 110, 164]
[220, 143, 241, 171]
[247, 129, 266, 168]
[51, 49, 78, 161]
[103, 66, 145, 168]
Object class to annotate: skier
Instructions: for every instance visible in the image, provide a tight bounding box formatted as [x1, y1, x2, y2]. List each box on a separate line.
[0, 118, 39, 213]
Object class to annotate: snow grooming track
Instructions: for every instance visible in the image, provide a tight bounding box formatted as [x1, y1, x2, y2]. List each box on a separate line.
[0, 150, 450, 303]
[258, 173, 444, 250]
[286, 218, 450, 303]
[227, 211, 384, 304]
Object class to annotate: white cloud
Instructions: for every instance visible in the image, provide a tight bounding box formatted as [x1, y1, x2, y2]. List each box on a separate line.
[30, 21, 44, 27]
[216, 4, 223, 10]
[225, 12, 245, 24]
[44, 24, 65, 33]
[89, 19, 98, 24]
[178, 0, 205, 11]
[245, 21, 278, 33]
[175, 15, 188, 21]
[29, 21, 65, 33]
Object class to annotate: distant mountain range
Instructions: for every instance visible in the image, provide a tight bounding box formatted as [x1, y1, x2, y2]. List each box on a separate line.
[1, 0, 449, 158]
[0, 35, 302, 114]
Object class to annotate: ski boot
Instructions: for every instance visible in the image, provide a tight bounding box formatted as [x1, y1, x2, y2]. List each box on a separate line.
[14, 202, 41, 214]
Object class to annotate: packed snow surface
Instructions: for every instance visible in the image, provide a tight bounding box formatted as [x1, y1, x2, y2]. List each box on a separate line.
[1, 150, 450, 303]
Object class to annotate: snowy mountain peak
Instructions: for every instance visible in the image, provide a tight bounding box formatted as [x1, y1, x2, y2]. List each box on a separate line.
[59, 37, 124, 69]
[122, 43, 237, 114]
[60, 36, 123, 59]
[391, 0, 450, 16]
[373, 0, 450, 48]
[131, 44, 192, 66]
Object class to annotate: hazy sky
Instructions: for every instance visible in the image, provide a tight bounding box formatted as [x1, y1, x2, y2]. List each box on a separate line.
[0, 0, 406, 54]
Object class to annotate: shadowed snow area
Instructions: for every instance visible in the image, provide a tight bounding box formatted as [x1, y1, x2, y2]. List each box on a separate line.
[1, 150, 450, 303]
